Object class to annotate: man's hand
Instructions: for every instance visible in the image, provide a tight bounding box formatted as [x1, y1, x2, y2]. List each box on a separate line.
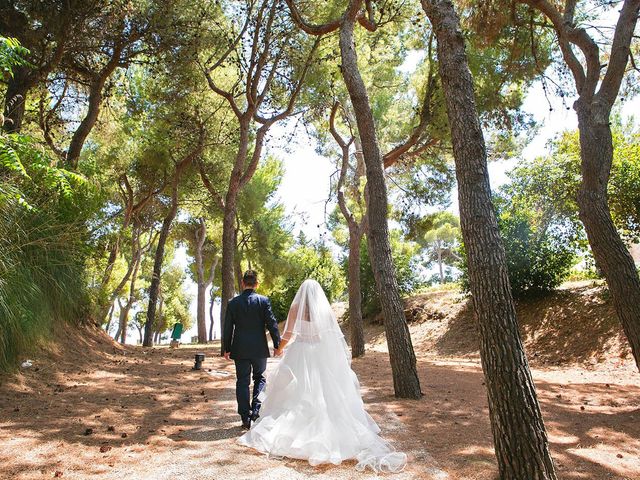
[223, 352, 231, 360]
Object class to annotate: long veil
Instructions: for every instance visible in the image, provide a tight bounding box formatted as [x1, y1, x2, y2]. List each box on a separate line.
[281, 279, 351, 361]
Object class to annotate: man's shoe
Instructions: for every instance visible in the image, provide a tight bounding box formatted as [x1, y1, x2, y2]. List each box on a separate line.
[250, 411, 260, 422]
[241, 418, 251, 430]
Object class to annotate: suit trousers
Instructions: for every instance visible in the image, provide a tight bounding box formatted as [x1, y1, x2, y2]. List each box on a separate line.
[233, 358, 267, 420]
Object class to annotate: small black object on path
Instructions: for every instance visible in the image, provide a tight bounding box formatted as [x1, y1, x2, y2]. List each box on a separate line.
[193, 353, 205, 370]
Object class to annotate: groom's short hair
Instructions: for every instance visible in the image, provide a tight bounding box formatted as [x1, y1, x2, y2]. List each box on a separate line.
[242, 270, 258, 287]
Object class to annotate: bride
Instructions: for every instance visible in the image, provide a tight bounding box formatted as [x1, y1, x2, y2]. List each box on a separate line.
[238, 279, 407, 473]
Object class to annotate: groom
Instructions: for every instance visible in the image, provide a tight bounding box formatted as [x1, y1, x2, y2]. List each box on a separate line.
[223, 270, 281, 430]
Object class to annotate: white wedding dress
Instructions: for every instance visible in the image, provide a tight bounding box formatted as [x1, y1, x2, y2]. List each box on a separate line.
[238, 279, 406, 473]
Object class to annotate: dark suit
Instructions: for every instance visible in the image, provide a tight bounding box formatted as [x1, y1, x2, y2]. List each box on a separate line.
[223, 289, 280, 421]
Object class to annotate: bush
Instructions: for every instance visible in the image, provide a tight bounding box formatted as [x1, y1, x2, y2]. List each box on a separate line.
[458, 201, 577, 299]
[358, 230, 425, 318]
[499, 210, 576, 296]
[267, 241, 346, 322]
[0, 133, 95, 369]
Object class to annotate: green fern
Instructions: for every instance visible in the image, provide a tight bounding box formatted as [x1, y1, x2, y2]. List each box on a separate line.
[0, 141, 29, 178]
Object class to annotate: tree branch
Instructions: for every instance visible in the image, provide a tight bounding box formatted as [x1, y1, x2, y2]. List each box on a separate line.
[254, 35, 322, 124]
[202, 67, 243, 119]
[382, 31, 437, 168]
[198, 158, 226, 210]
[284, 0, 342, 35]
[598, 0, 640, 106]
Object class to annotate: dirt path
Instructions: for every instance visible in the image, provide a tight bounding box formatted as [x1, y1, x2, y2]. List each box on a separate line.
[1, 333, 639, 480]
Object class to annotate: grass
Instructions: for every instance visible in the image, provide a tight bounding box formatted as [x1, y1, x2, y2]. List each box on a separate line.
[0, 191, 90, 370]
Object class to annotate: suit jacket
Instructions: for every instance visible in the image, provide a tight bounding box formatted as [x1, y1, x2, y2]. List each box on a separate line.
[223, 289, 281, 359]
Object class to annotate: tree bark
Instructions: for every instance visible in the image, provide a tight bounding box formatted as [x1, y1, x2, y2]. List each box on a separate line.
[194, 219, 217, 344]
[119, 249, 142, 344]
[421, 1, 557, 478]
[143, 176, 180, 347]
[339, 4, 421, 398]
[66, 75, 108, 169]
[576, 100, 640, 370]
[519, 0, 640, 373]
[209, 290, 216, 341]
[104, 301, 115, 332]
[220, 197, 240, 352]
[437, 240, 444, 283]
[330, 101, 367, 358]
[2, 66, 32, 133]
[348, 232, 366, 357]
[113, 299, 123, 341]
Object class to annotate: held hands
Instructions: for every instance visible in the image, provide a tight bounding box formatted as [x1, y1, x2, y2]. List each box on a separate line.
[223, 352, 231, 360]
[274, 338, 288, 357]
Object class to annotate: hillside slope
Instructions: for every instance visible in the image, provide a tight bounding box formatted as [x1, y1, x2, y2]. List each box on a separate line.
[363, 280, 633, 368]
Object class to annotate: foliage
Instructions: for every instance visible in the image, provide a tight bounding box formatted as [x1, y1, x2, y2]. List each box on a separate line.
[359, 230, 425, 318]
[267, 240, 346, 322]
[608, 129, 640, 241]
[156, 264, 193, 333]
[0, 36, 30, 80]
[495, 198, 578, 297]
[0, 133, 95, 368]
[458, 145, 582, 297]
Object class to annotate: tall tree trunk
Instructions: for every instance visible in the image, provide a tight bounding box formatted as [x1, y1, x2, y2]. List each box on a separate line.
[117, 304, 129, 344]
[194, 219, 210, 344]
[209, 290, 216, 341]
[119, 248, 142, 344]
[338, 7, 421, 399]
[348, 231, 365, 357]
[114, 300, 123, 341]
[104, 301, 115, 332]
[576, 101, 640, 370]
[142, 126, 204, 346]
[197, 283, 207, 343]
[67, 75, 107, 168]
[331, 100, 366, 358]
[220, 197, 239, 354]
[2, 66, 31, 133]
[143, 178, 181, 347]
[518, 0, 640, 373]
[421, 1, 556, 478]
[219, 122, 249, 355]
[437, 241, 444, 283]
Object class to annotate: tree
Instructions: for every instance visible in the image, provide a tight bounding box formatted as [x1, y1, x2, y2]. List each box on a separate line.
[285, 0, 423, 399]
[422, 211, 460, 284]
[57, 1, 162, 168]
[177, 218, 219, 344]
[358, 230, 424, 319]
[507, 0, 640, 371]
[0, 0, 91, 131]
[268, 239, 346, 323]
[329, 101, 367, 357]
[420, 0, 557, 477]
[143, 121, 205, 346]
[197, 0, 321, 355]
